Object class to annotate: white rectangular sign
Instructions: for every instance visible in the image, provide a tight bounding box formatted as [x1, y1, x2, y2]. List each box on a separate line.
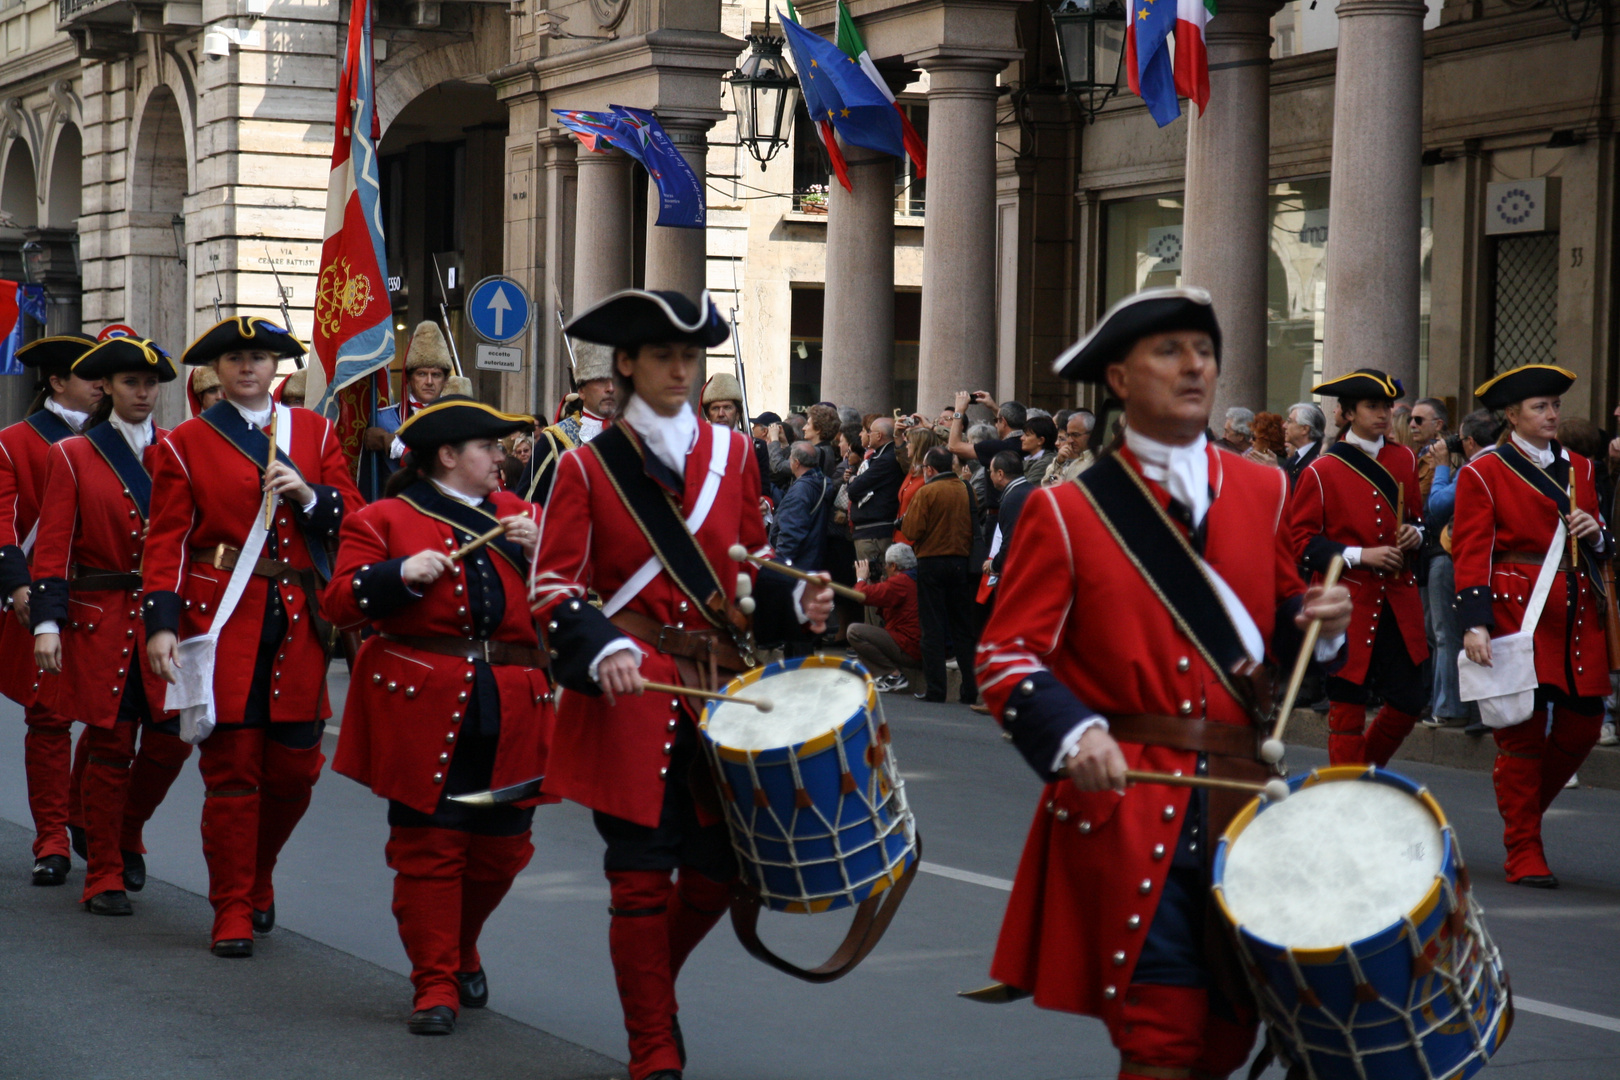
[1485, 178, 1556, 235]
[475, 344, 522, 372]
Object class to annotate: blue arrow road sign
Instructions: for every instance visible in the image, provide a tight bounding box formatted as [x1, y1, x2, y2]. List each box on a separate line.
[466, 275, 532, 344]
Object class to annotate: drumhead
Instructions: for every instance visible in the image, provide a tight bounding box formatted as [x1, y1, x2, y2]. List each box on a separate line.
[1221, 778, 1444, 949]
[705, 664, 868, 751]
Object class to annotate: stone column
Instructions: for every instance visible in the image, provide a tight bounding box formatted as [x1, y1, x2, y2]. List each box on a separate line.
[1182, 0, 1283, 417]
[821, 147, 896, 411]
[1322, 0, 1426, 391]
[916, 58, 1001, 412]
[541, 132, 578, 410]
[643, 120, 710, 299]
[572, 148, 635, 309]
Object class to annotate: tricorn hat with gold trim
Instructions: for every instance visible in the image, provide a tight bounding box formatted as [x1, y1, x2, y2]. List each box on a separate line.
[1473, 364, 1576, 410]
[182, 316, 307, 366]
[396, 395, 532, 451]
[1312, 367, 1404, 403]
[1051, 287, 1221, 384]
[72, 337, 179, 382]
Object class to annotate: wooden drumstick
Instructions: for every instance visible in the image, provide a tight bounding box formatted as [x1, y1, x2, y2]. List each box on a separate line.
[1262, 553, 1346, 763]
[727, 544, 866, 602]
[1569, 477, 1579, 566]
[449, 524, 508, 563]
[642, 679, 774, 712]
[263, 411, 278, 529]
[1126, 769, 1290, 802]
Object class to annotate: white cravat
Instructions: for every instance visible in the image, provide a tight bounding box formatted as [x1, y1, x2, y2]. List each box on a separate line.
[1125, 429, 1210, 526]
[578, 411, 606, 443]
[109, 414, 153, 458]
[43, 398, 89, 432]
[624, 394, 698, 476]
[1511, 432, 1555, 469]
[1343, 430, 1384, 456]
[228, 398, 274, 429]
[430, 478, 485, 507]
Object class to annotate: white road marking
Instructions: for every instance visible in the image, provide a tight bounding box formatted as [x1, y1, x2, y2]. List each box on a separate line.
[920, 862, 1620, 1036]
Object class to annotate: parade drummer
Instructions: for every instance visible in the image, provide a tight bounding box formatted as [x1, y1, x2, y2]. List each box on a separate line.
[1288, 368, 1428, 766]
[517, 337, 616, 504]
[29, 337, 194, 915]
[531, 288, 833, 1080]
[0, 334, 101, 886]
[1453, 364, 1609, 889]
[324, 396, 550, 1037]
[972, 288, 1351, 1080]
[143, 316, 364, 958]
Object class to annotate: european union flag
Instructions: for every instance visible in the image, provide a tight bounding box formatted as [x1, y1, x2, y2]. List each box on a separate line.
[778, 11, 905, 161]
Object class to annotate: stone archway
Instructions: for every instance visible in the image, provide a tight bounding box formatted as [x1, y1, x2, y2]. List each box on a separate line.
[128, 86, 189, 424]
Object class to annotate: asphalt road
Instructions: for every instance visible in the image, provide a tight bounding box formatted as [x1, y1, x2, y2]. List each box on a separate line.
[1, 669, 1618, 1079]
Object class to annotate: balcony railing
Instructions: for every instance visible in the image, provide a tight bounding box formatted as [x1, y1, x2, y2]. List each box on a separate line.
[58, 0, 127, 26]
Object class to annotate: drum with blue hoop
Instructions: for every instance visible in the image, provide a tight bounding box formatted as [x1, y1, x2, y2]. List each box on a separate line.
[1213, 766, 1512, 1080]
[700, 655, 917, 915]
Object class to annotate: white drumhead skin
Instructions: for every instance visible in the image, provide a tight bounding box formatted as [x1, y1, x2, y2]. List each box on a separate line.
[1221, 779, 1444, 949]
[706, 665, 868, 751]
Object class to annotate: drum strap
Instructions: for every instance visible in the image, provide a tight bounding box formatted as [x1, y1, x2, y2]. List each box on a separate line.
[728, 835, 922, 984]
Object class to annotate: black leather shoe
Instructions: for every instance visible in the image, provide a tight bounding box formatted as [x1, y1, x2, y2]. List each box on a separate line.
[69, 825, 88, 861]
[31, 854, 69, 886]
[672, 1013, 686, 1066]
[456, 968, 488, 1008]
[121, 850, 146, 893]
[212, 938, 254, 958]
[86, 890, 133, 916]
[407, 1006, 456, 1036]
[252, 903, 275, 935]
[1514, 873, 1559, 889]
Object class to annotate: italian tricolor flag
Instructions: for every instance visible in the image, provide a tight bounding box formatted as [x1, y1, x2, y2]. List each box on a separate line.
[1175, 0, 1215, 115]
[834, 0, 926, 176]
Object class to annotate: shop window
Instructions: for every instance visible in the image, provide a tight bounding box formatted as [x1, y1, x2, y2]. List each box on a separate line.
[790, 287, 825, 408]
[1489, 232, 1559, 374]
[895, 103, 926, 217]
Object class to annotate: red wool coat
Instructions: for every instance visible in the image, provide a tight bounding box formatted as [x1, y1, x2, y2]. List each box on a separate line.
[0, 414, 72, 707]
[325, 490, 553, 814]
[30, 430, 176, 727]
[531, 420, 768, 828]
[975, 447, 1307, 1024]
[1287, 441, 1428, 681]
[1451, 442, 1610, 699]
[142, 406, 363, 722]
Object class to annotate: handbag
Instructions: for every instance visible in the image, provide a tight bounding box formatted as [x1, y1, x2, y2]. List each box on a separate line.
[1457, 521, 1564, 729]
[165, 405, 287, 744]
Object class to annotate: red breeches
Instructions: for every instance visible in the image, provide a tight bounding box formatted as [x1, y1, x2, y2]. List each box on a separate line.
[386, 826, 534, 1014]
[1327, 702, 1419, 767]
[22, 703, 75, 859]
[1493, 708, 1602, 881]
[1113, 984, 1257, 1080]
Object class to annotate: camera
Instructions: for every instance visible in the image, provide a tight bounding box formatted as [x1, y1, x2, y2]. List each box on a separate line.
[1444, 433, 1463, 456]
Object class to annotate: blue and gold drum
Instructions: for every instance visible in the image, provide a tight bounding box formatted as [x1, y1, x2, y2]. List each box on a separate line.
[1213, 766, 1512, 1080]
[701, 655, 917, 914]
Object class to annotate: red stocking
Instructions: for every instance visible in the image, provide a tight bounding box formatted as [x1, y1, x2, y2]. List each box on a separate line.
[23, 705, 74, 859]
[119, 730, 193, 854]
[387, 826, 467, 1013]
[80, 724, 138, 901]
[667, 870, 732, 980]
[67, 724, 90, 834]
[249, 739, 324, 911]
[458, 832, 534, 974]
[197, 728, 266, 943]
[1113, 983, 1207, 1079]
[1364, 706, 1420, 767]
[1326, 702, 1368, 766]
[607, 869, 682, 1080]
[1492, 723, 1550, 882]
[1539, 708, 1602, 813]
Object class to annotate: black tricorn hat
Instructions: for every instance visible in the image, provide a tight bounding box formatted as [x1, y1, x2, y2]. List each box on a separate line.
[1312, 368, 1404, 403]
[1051, 287, 1222, 384]
[565, 289, 731, 351]
[1473, 364, 1576, 411]
[72, 337, 179, 382]
[181, 316, 307, 366]
[395, 396, 533, 451]
[16, 335, 97, 373]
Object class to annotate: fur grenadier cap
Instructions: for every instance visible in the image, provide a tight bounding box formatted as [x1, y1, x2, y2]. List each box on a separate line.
[275, 368, 307, 403]
[570, 340, 615, 384]
[702, 372, 743, 408]
[404, 321, 454, 372]
[444, 374, 473, 397]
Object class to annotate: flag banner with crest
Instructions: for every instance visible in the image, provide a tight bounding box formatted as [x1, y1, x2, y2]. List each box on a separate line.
[0, 281, 47, 375]
[551, 108, 706, 229]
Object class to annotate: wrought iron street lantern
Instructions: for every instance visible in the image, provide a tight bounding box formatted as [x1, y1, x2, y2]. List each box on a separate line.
[1050, 0, 1128, 122]
[170, 213, 187, 266]
[727, 8, 800, 169]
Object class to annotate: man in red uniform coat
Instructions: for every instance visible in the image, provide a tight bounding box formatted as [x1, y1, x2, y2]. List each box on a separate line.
[973, 288, 1352, 1080]
[1288, 368, 1427, 765]
[327, 396, 552, 1035]
[1455, 364, 1609, 888]
[144, 316, 363, 956]
[29, 336, 194, 913]
[0, 334, 100, 885]
[531, 289, 833, 1080]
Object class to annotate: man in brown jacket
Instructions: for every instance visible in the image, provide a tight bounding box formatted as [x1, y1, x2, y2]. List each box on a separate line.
[901, 446, 978, 704]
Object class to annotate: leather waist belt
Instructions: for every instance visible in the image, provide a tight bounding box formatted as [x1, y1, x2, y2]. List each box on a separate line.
[1493, 552, 1580, 573]
[380, 632, 546, 668]
[1106, 713, 1259, 760]
[194, 544, 296, 581]
[609, 609, 746, 673]
[68, 565, 142, 592]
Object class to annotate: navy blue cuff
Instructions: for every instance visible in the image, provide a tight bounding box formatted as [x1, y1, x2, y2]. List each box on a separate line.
[749, 569, 801, 648]
[999, 669, 1101, 782]
[300, 483, 345, 540]
[349, 557, 416, 621]
[1301, 534, 1347, 575]
[0, 544, 29, 595]
[542, 596, 623, 695]
[1271, 593, 1305, 672]
[1455, 585, 1493, 630]
[142, 590, 183, 639]
[29, 578, 68, 628]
